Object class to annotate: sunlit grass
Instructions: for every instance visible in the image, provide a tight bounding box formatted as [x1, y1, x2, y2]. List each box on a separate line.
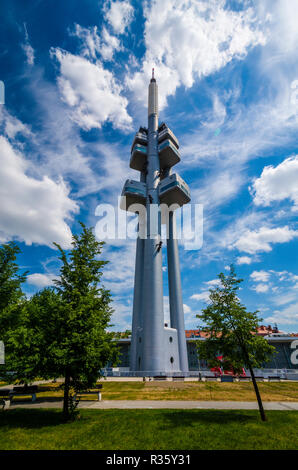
[0, 409, 297, 450]
[96, 380, 298, 401]
[4, 380, 298, 402]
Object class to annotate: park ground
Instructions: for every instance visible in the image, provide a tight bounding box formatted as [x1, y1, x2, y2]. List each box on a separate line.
[16, 380, 298, 402]
[0, 381, 298, 450]
[0, 408, 297, 450]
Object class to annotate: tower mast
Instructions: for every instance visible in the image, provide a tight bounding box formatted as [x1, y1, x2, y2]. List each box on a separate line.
[141, 69, 165, 373]
[121, 70, 190, 375]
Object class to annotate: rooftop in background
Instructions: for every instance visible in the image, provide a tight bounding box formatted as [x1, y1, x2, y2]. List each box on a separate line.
[112, 326, 298, 340]
[256, 325, 280, 336]
[186, 326, 298, 339]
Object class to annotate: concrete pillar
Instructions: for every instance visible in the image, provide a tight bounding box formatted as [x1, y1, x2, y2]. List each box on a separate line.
[130, 171, 146, 371]
[130, 236, 145, 371]
[167, 211, 189, 372]
[142, 81, 165, 373]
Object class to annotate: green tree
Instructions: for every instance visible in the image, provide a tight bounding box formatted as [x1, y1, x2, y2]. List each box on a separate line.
[0, 242, 27, 364]
[196, 265, 275, 421]
[4, 289, 60, 384]
[53, 224, 118, 418]
[6, 224, 118, 418]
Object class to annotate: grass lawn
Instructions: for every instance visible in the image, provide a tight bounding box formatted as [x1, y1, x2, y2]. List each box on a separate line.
[0, 409, 297, 450]
[33, 380, 298, 402]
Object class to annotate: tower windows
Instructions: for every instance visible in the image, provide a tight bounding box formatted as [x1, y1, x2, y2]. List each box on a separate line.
[170, 357, 174, 364]
[169, 337, 173, 343]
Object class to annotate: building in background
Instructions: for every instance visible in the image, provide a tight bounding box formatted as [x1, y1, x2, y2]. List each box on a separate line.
[107, 326, 298, 377]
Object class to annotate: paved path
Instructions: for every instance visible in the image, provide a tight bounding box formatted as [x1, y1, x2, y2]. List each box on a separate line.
[5, 400, 298, 411]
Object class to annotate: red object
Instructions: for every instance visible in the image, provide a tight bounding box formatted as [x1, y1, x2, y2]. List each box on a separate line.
[210, 366, 222, 377]
[209, 355, 246, 377]
[210, 355, 223, 376]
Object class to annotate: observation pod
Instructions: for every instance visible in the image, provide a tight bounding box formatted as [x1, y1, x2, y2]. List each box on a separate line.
[159, 173, 191, 207]
[120, 179, 146, 212]
[130, 143, 147, 171]
[158, 123, 179, 149]
[131, 127, 148, 151]
[158, 139, 180, 170]
[130, 128, 148, 171]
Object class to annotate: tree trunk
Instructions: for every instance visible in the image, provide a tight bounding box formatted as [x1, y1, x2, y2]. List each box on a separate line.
[63, 369, 70, 419]
[248, 364, 267, 421]
[237, 337, 267, 422]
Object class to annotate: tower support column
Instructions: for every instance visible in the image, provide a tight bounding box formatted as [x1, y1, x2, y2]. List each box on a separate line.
[167, 211, 189, 372]
[142, 82, 165, 373]
[130, 235, 145, 371]
[130, 171, 146, 371]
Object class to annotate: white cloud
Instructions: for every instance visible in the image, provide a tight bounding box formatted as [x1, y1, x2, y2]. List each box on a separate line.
[22, 23, 35, 65]
[100, 27, 122, 61]
[163, 296, 170, 325]
[70, 24, 101, 59]
[163, 297, 193, 326]
[191, 168, 244, 210]
[266, 302, 298, 327]
[236, 256, 253, 265]
[250, 270, 271, 283]
[254, 283, 269, 293]
[205, 279, 221, 287]
[251, 156, 298, 210]
[175, 0, 298, 227]
[93, 142, 135, 198]
[71, 24, 121, 61]
[0, 136, 78, 248]
[102, 242, 136, 294]
[250, 271, 271, 294]
[27, 273, 56, 288]
[190, 291, 210, 302]
[183, 303, 196, 329]
[51, 48, 132, 131]
[0, 107, 32, 140]
[15, 77, 124, 199]
[109, 300, 132, 331]
[259, 0, 298, 58]
[127, 0, 266, 109]
[273, 292, 298, 307]
[249, 270, 298, 329]
[22, 44, 35, 65]
[233, 226, 297, 254]
[105, 0, 134, 35]
[183, 304, 191, 314]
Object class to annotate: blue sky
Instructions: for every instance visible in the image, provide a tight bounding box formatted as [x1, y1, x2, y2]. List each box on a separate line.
[1, 0, 298, 332]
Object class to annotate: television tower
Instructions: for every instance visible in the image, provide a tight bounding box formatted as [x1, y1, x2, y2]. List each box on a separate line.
[121, 70, 190, 375]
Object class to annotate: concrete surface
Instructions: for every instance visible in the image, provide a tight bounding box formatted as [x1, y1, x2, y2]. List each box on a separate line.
[4, 400, 298, 411]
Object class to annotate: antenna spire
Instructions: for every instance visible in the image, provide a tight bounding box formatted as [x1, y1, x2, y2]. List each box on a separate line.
[150, 67, 156, 83]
